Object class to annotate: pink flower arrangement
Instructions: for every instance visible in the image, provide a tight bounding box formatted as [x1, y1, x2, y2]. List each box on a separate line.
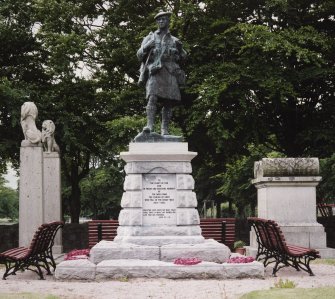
[174, 257, 202, 265]
[227, 256, 255, 263]
[64, 249, 90, 260]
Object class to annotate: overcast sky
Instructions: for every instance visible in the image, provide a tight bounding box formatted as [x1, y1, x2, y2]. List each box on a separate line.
[2, 164, 18, 190]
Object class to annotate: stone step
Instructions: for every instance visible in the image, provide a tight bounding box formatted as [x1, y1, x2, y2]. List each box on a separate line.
[89, 239, 231, 264]
[55, 259, 264, 280]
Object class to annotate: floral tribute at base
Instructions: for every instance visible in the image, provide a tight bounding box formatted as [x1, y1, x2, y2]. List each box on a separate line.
[227, 256, 255, 263]
[174, 257, 202, 265]
[64, 249, 90, 260]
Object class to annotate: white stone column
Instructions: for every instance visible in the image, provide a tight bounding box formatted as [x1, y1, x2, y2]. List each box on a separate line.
[19, 143, 44, 247]
[43, 152, 63, 253]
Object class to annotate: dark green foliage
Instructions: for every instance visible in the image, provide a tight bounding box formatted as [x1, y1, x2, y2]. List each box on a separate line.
[0, 177, 18, 220]
[1, 1, 334, 220]
[80, 165, 123, 219]
[318, 154, 335, 202]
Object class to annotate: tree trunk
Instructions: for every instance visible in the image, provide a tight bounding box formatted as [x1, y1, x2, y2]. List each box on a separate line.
[228, 199, 233, 216]
[216, 200, 221, 218]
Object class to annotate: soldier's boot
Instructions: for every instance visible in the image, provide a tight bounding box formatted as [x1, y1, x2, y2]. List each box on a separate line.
[143, 104, 156, 133]
[161, 106, 172, 135]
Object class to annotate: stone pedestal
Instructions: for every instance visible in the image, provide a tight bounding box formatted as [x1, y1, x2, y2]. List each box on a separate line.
[89, 142, 232, 274]
[114, 142, 205, 246]
[251, 176, 325, 248]
[43, 152, 63, 253]
[19, 143, 44, 247]
[249, 158, 335, 258]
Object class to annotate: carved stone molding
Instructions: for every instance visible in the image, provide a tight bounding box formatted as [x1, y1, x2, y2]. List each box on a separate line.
[254, 158, 319, 178]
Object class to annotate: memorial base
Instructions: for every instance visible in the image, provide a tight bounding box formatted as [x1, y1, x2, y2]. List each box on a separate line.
[55, 258, 264, 280]
[90, 239, 230, 264]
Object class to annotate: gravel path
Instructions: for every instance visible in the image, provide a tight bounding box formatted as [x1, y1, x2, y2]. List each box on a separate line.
[1, 263, 334, 299]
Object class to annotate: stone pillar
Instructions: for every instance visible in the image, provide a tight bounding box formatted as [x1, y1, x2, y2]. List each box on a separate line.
[43, 152, 62, 253]
[19, 142, 44, 247]
[114, 142, 205, 246]
[249, 158, 335, 258]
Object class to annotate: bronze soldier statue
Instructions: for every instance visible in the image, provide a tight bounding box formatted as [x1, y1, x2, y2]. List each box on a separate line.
[137, 10, 186, 136]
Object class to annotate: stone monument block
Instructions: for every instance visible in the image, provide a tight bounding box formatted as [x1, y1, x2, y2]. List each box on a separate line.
[250, 158, 335, 257]
[176, 208, 200, 225]
[124, 174, 142, 190]
[43, 151, 62, 253]
[114, 142, 205, 246]
[118, 209, 142, 226]
[121, 191, 142, 207]
[176, 191, 197, 207]
[19, 143, 44, 247]
[176, 174, 195, 190]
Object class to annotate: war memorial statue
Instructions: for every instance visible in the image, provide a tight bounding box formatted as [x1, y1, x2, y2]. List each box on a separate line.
[135, 10, 186, 142]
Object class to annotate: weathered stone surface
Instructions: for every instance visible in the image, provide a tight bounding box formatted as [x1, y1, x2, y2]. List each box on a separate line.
[117, 142, 202, 245]
[222, 261, 264, 279]
[176, 191, 197, 207]
[96, 259, 225, 279]
[176, 208, 199, 225]
[20, 102, 42, 144]
[176, 174, 194, 190]
[120, 142, 197, 162]
[19, 144, 44, 247]
[254, 158, 319, 178]
[251, 175, 326, 249]
[118, 209, 142, 226]
[123, 175, 142, 190]
[113, 236, 205, 246]
[251, 156, 333, 255]
[43, 151, 62, 253]
[121, 191, 142, 208]
[142, 173, 176, 225]
[128, 142, 189, 153]
[55, 259, 96, 280]
[89, 241, 159, 264]
[125, 161, 192, 174]
[116, 225, 202, 236]
[41, 120, 60, 153]
[161, 239, 231, 263]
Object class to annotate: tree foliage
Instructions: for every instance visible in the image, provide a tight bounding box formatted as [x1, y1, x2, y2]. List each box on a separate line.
[0, 1, 334, 220]
[0, 177, 18, 220]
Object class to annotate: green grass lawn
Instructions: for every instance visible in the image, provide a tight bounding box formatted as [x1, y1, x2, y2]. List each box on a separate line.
[240, 287, 335, 299]
[312, 258, 335, 266]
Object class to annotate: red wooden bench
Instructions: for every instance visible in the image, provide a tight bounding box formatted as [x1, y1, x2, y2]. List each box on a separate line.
[317, 203, 333, 217]
[248, 217, 320, 276]
[200, 218, 236, 250]
[88, 218, 235, 250]
[0, 221, 63, 280]
[88, 220, 119, 248]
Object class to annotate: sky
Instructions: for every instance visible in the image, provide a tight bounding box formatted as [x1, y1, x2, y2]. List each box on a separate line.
[2, 164, 18, 190]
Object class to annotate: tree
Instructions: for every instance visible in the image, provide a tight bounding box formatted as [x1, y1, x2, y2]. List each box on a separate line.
[1, 1, 334, 222]
[80, 164, 123, 219]
[318, 154, 335, 202]
[0, 177, 18, 220]
[0, 0, 48, 172]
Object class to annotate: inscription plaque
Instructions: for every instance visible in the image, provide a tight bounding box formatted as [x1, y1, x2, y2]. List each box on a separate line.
[142, 174, 176, 225]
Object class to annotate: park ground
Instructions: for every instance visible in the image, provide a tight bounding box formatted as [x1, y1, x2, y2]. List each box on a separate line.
[0, 259, 334, 299]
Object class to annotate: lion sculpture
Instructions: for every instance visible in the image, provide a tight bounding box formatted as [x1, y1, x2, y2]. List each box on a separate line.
[41, 120, 60, 153]
[20, 102, 42, 144]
